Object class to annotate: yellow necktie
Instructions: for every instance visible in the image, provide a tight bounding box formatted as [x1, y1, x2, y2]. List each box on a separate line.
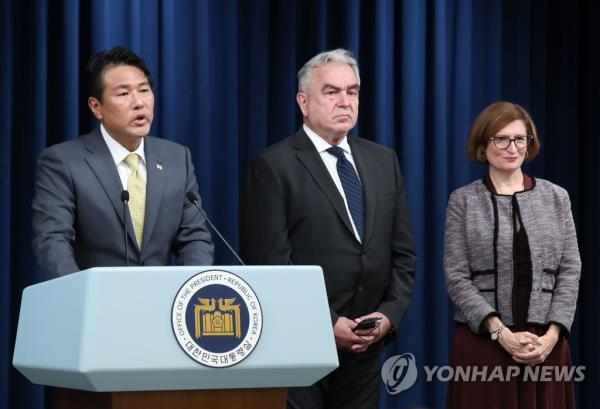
[124, 153, 146, 248]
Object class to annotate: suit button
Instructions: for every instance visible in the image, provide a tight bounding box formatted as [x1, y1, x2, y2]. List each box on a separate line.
[360, 255, 367, 263]
[357, 286, 364, 293]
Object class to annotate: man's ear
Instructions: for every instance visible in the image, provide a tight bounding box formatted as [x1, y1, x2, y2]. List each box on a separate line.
[296, 92, 308, 117]
[88, 97, 103, 120]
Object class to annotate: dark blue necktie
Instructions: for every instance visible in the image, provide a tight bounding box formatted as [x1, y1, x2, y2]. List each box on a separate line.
[327, 146, 365, 241]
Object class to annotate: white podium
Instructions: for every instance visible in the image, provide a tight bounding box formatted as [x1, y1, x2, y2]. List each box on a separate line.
[13, 266, 338, 409]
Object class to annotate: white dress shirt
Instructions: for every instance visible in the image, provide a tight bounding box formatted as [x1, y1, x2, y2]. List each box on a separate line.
[100, 123, 147, 190]
[303, 124, 363, 243]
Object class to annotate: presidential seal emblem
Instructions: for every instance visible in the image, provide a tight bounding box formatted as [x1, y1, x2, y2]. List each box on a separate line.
[171, 270, 263, 368]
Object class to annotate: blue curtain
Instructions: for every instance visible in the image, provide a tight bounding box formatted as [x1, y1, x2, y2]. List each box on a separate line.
[1, 1, 598, 408]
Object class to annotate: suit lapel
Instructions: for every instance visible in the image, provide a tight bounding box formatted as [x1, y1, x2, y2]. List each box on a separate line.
[292, 130, 356, 239]
[348, 137, 375, 246]
[141, 137, 166, 250]
[83, 129, 138, 249]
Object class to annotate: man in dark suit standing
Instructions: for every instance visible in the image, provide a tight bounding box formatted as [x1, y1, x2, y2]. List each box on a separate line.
[32, 47, 213, 278]
[241, 49, 417, 408]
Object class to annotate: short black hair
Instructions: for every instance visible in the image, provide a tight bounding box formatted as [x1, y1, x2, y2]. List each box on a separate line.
[85, 46, 153, 102]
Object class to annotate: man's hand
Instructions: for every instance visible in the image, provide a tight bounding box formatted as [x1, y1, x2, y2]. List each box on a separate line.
[333, 316, 374, 353]
[353, 312, 392, 344]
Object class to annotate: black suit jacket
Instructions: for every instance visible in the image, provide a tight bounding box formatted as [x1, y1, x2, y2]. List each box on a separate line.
[32, 128, 214, 278]
[241, 129, 416, 330]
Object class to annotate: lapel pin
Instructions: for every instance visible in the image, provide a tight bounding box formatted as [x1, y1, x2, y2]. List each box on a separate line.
[156, 163, 163, 170]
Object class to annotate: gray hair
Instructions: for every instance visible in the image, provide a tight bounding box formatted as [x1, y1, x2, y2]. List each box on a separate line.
[297, 48, 360, 92]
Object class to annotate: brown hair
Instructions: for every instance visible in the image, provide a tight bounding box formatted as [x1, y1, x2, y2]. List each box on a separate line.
[467, 101, 540, 163]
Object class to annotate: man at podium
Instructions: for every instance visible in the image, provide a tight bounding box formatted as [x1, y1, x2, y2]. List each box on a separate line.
[32, 47, 214, 278]
[241, 49, 417, 409]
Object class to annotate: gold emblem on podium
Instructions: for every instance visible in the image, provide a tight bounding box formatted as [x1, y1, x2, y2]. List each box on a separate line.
[172, 270, 263, 368]
[194, 297, 242, 339]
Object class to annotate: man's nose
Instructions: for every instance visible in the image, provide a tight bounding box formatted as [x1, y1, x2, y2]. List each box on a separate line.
[337, 91, 351, 106]
[131, 92, 144, 108]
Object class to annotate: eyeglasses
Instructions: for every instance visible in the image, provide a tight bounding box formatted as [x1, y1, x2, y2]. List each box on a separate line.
[490, 135, 532, 150]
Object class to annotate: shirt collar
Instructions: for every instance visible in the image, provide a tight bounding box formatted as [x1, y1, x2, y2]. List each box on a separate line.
[100, 123, 146, 166]
[303, 123, 351, 154]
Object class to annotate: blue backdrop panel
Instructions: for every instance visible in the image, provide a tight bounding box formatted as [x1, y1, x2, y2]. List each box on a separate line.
[1, 1, 598, 408]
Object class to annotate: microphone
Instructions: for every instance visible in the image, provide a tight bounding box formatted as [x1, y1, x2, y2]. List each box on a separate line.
[186, 191, 245, 265]
[121, 190, 130, 267]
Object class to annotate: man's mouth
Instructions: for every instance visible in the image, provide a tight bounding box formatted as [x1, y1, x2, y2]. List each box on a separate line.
[333, 114, 352, 120]
[132, 115, 147, 125]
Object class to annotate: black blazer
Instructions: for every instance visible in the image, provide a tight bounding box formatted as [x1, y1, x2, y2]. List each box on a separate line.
[241, 129, 416, 329]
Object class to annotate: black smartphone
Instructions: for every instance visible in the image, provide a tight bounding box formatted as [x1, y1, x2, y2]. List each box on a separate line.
[353, 317, 381, 332]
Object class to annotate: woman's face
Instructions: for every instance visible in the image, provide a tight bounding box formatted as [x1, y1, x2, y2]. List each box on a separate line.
[485, 119, 529, 174]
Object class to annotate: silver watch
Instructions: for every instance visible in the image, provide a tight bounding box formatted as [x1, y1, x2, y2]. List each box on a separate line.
[490, 323, 505, 341]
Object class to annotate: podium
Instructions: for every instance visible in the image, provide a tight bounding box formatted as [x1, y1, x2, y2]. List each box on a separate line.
[13, 266, 338, 409]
